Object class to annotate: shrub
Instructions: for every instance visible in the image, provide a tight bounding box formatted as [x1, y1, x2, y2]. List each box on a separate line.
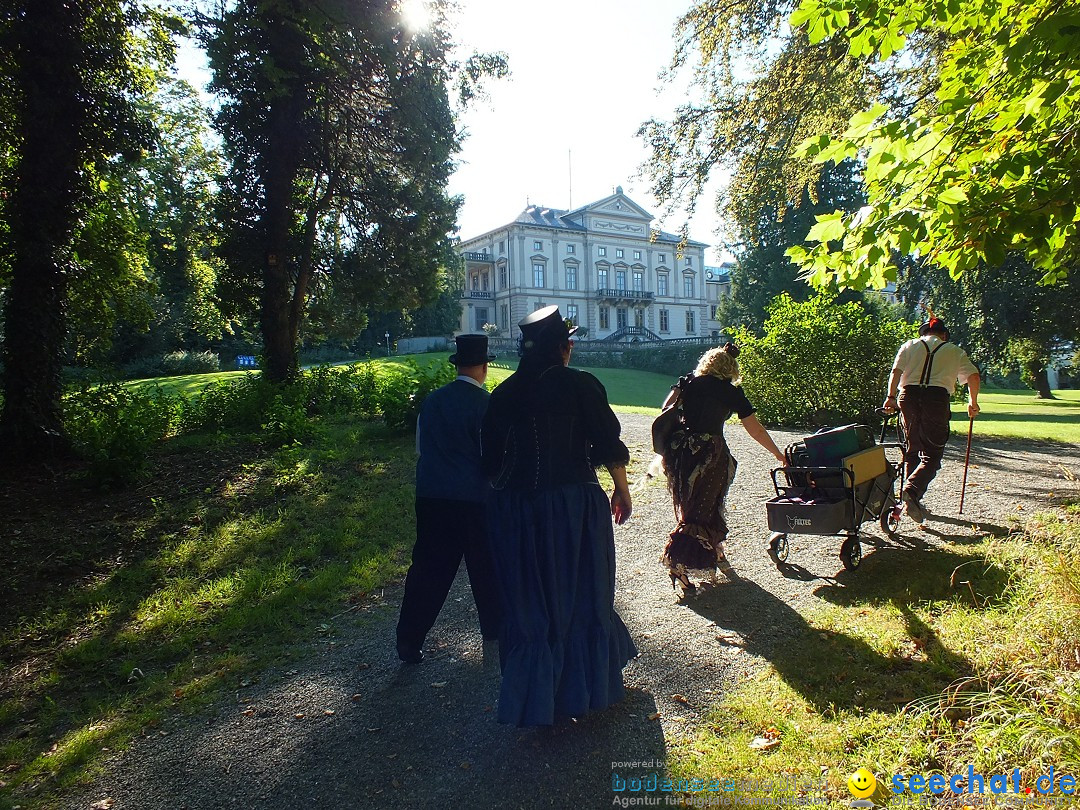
[177, 373, 274, 435]
[160, 350, 221, 376]
[376, 358, 455, 431]
[63, 383, 180, 486]
[299, 363, 379, 418]
[732, 292, 911, 428]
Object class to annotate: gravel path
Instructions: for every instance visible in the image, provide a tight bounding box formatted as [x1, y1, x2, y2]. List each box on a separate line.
[68, 416, 1080, 810]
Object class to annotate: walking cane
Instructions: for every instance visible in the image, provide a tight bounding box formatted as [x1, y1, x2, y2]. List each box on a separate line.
[959, 417, 974, 514]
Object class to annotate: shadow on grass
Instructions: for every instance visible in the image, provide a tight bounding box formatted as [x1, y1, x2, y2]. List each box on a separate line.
[0, 419, 418, 805]
[687, 542, 1011, 716]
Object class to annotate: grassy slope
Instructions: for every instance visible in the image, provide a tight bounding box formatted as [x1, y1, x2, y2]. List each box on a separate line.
[129, 355, 1080, 439]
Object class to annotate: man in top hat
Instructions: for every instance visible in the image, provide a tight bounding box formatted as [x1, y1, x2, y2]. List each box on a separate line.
[882, 317, 980, 523]
[396, 333, 502, 663]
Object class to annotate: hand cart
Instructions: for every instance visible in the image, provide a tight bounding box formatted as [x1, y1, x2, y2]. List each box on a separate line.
[765, 416, 908, 571]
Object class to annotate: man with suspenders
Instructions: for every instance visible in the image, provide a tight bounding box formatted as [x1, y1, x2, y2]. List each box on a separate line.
[882, 318, 981, 524]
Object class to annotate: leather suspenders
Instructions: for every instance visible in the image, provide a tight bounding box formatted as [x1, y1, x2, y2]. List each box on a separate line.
[917, 340, 946, 386]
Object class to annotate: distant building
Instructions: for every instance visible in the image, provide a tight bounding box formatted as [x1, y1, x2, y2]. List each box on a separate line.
[705, 263, 734, 337]
[456, 187, 709, 341]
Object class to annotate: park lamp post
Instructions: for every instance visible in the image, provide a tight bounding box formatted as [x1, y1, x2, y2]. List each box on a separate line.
[385, 331, 390, 357]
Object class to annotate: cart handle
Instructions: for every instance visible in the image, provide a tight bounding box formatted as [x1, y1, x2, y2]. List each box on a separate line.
[770, 465, 855, 494]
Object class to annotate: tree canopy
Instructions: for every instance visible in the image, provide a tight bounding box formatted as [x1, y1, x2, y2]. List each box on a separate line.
[787, 0, 1080, 288]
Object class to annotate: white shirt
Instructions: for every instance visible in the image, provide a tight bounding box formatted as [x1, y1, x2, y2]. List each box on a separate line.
[891, 336, 979, 393]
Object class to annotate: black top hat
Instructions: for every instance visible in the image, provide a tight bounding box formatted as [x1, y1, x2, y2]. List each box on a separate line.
[918, 317, 950, 341]
[518, 305, 579, 346]
[449, 333, 495, 366]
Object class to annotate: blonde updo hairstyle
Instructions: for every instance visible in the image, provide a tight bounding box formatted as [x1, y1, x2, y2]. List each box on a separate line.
[694, 344, 741, 384]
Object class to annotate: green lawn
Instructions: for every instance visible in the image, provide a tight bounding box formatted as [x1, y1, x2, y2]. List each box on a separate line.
[959, 388, 1080, 443]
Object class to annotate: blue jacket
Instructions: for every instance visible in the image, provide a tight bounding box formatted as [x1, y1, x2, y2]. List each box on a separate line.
[415, 378, 490, 502]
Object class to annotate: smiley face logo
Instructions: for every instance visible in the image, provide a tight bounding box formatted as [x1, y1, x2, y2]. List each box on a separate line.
[848, 768, 877, 799]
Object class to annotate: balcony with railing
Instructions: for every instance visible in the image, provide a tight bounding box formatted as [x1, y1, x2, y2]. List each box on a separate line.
[595, 288, 654, 302]
[460, 289, 494, 299]
[462, 251, 494, 263]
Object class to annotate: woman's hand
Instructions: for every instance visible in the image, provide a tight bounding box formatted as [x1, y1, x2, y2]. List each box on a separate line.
[611, 488, 633, 525]
[606, 464, 633, 524]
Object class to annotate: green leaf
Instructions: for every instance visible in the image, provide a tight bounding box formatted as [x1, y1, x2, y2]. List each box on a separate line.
[936, 186, 968, 205]
[789, 1, 820, 28]
[806, 212, 847, 243]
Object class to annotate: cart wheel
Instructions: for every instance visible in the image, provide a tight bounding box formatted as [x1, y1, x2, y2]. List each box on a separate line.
[880, 503, 901, 538]
[840, 536, 862, 570]
[768, 533, 789, 563]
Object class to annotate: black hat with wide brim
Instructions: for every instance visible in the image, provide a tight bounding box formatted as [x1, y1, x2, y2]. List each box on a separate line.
[518, 305, 579, 346]
[918, 317, 950, 341]
[449, 333, 496, 366]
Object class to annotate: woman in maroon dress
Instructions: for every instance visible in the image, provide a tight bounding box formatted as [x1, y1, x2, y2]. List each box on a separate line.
[660, 343, 785, 593]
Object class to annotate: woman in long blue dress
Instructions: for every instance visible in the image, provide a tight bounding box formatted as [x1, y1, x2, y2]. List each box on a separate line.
[481, 306, 636, 727]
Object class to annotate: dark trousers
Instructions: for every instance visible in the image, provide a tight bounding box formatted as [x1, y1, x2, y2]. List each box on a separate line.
[396, 496, 502, 649]
[898, 385, 951, 500]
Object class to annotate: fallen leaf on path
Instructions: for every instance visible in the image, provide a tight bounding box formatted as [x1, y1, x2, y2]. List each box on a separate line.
[351, 693, 362, 701]
[671, 694, 690, 705]
[648, 711, 661, 721]
[90, 800, 115, 809]
[430, 681, 447, 688]
[294, 713, 305, 719]
[749, 736, 781, 751]
[323, 709, 335, 715]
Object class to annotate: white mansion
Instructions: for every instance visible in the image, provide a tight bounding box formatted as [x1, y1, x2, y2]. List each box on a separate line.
[457, 187, 729, 342]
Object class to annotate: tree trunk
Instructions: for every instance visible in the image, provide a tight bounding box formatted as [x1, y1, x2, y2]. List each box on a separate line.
[0, 0, 85, 461]
[1028, 362, 1055, 400]
[260, 4, 307, 384]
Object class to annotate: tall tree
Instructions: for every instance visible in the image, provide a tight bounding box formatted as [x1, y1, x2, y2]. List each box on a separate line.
[721, 159, 866, 331]
[787, 0, 1080, 288]
[0, 0, 176, 458]
[201, 0, 505, 383]
[636, 0, 927, 244]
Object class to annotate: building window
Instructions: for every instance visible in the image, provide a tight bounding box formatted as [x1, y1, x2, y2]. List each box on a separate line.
[598, 247, 607, 257]
[616, 249, 624, 259]
[534, 263, 545, 288]
[686, 309, 695, 332]
[499, 266, 508, 288]
[499, 240, 505, 254]
[501, 304, 509, 329]
[633, 250, 642, 260]
[632, 271, 643, 292]
[684, 275, 694, 297]
[635, 308, 644, 328]
[599, 306, 610, 330]
[616, 307, 628, 329]
[475, 307, 489, 332]
[567, 244, 575, 254]
[658, 274, 668, 296]
[711, 304, 720, 320]
[615, 270, 626, 290]
[686, 257, 693, 267]
[659, 253, 666, 263]
[534, 240, 543, 251]
[566, 265, 577, 290]
[597, 267, 608, 289]
[567, 304, 578, 325]
[659, 309, 669, 332]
